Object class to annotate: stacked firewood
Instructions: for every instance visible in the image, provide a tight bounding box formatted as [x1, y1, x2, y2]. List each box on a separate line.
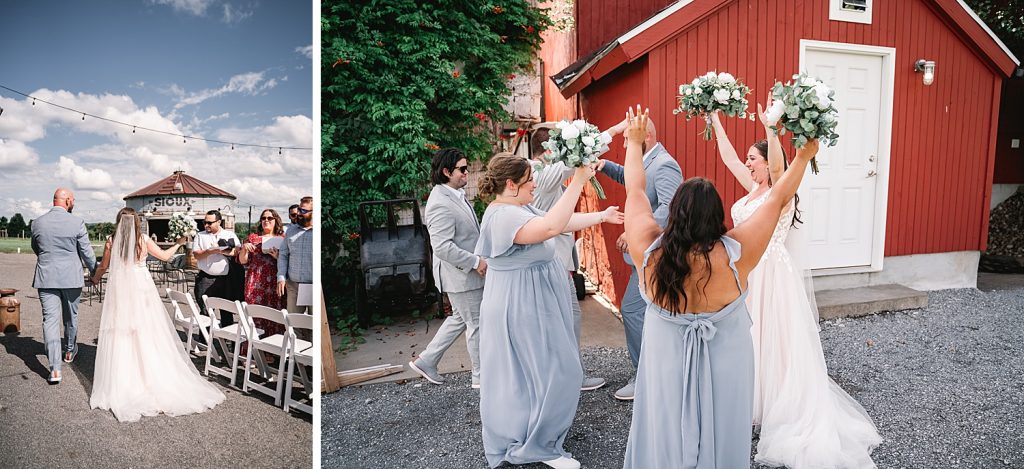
[981, 187, 1024, 273]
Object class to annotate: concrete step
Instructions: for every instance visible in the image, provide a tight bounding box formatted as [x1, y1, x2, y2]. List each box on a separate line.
[816, 283, 928, 320]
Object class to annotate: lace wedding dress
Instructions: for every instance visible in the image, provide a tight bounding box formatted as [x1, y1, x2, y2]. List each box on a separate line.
[732, 187, 881, 468]
[90, 217, 225, 422]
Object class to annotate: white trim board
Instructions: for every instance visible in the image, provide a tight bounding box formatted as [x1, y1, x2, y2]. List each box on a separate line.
[797, 39, 897, 274]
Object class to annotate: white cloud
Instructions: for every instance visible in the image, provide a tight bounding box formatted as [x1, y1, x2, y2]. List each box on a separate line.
[215, 114, 312, 148]
[2, 198, 50, 218]
[89, 192, 114, 202]
[0, 139, 41, 169]
[130, 146, 193, 175]
[174, 71, 279, 109]
[57, 156, 115, 190]
[219, 177, 306, 208]
[149, 0, 215, 16]
[222, 3, 254, 23]
[295, 45, 313, 59]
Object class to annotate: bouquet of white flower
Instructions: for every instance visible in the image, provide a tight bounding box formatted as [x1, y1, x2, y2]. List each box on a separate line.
[541, 119, 611, 199]
[764, 73, 839, 174]
[167, 212, 197, 241]
[674, 71, 752, 140]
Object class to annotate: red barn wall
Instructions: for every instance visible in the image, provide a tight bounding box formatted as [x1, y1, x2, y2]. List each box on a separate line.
[572, 0, 1004, 304]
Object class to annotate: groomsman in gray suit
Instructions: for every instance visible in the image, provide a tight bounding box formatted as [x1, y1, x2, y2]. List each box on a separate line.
[598, 116, 682, 400]
[409, 148, 486, 389]
[31, 188, 97, 384]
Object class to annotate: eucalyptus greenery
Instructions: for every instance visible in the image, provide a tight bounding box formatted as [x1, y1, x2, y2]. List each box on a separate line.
[766, 73, 840, 174]
[674, 71, 752, 140]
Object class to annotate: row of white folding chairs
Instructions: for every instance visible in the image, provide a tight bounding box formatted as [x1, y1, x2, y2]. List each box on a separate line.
[165, 289, 314, 414]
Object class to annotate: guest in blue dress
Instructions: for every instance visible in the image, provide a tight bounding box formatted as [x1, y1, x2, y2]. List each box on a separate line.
[474, 154, 624, 469]
[618, 107, 821, 468]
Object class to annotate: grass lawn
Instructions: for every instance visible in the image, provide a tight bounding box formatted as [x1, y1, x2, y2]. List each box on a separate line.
[0, 237, 106, 257]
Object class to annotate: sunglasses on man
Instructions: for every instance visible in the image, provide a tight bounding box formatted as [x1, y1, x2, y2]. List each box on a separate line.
[297, 207, 312, 215]
[203, 220, 219, 226]
[453, 165, 469, 174]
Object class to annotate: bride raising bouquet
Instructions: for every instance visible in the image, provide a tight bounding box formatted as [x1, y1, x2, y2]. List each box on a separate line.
[89, 208, 225, 422]
[674, 71, 752, 140]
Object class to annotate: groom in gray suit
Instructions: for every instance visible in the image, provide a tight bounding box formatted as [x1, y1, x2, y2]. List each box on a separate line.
[598, 116, 682, 400]
[31, 188, 97, 384]
[409, 148, 486, 389]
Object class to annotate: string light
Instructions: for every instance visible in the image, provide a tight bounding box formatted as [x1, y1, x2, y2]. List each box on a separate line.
[0, 84, 312, 153]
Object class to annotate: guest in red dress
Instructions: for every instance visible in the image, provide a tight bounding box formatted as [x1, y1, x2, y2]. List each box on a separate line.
[239, 209, 286, 340]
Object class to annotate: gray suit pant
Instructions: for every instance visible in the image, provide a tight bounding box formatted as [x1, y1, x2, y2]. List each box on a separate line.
[418, 288, 483, 383]
[38, 288, 81, 371]
[622, 267, 645, 369]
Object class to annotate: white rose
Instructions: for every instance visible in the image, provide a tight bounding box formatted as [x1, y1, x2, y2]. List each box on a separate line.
[581, 135, 596, 148]
[731, 89, 741, 99]
[679, 85, 686, 95]
[692, 78, 700, 86]
[556, 120, 568, 130]
[693, 87, 702, 94]
[572, 119, 587, 131]
[561, 124, 580, 140]
[815, 95, 831, 110]
[718, 72, 735, 83]
[705, 71, 716, 79]
[713, 88, 731, 104]
[765, 100, 785, 125]
[685, 88, 693, 96]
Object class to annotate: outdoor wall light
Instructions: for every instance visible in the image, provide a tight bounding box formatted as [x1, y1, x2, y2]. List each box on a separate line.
[914, 59, 936, 86]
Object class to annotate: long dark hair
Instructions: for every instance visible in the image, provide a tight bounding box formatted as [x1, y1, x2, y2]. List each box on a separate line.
[652, 177, 727, 314]
[751, 140, 802, 227]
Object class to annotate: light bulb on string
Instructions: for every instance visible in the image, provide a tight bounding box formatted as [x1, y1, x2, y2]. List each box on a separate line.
[132, 126, 136, 134]
[231, 144, 234, 150]
[279, 147, 282, 155]
[81, 113, 86, 120]
[32, 98, 35, 106]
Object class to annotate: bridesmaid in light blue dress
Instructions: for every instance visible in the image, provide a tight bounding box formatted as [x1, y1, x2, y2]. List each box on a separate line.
[474, 154, 623, 469]
[617, 107, 821, 468]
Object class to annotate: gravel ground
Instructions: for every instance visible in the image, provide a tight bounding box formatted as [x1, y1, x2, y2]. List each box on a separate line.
[322, 288, 1024, 468]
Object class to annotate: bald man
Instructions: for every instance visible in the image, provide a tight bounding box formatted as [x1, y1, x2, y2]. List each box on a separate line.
[596, 115, 682, 401]
[31, 188, 97, 384]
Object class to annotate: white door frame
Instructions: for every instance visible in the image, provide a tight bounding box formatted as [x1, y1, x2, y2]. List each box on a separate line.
[798, 39, 896, 275]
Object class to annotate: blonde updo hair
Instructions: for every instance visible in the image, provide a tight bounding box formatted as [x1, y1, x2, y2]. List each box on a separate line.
[478, 152, 531, 200]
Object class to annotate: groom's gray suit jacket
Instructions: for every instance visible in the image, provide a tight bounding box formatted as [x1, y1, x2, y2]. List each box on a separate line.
[600, 142, 683, 265]
[425, 184, 484, 294]
[32, 207, 97, 289]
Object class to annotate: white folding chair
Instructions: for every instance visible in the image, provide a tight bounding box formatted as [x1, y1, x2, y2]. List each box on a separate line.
[166, 288, 216, 358]
[203, 296, 250, 387]
[241, 304, 290, 406]
[283, 313, 314, 414]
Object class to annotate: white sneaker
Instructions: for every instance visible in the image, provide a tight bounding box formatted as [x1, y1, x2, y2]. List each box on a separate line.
[542, 456, 581, 469]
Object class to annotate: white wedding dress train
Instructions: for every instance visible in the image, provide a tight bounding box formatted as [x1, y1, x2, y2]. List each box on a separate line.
[90, 220, 225, 422]
[733, 187, 881, 469]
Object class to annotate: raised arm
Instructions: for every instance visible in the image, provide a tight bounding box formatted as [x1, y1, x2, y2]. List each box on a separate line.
[562, 205, 625, 232]
[514, 165, 594, 245]
[759, 101, 785, 186]
[623, 107, 662, 266]
[146, 237, 185, 262]
[729, 139, 818, 277]
[710, 111, 754, 192]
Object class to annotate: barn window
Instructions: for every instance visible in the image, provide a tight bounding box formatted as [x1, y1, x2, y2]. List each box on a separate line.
[829, 0, 871, 24]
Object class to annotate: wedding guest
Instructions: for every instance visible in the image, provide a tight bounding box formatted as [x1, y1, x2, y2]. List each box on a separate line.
[619, 107, 818, 468]
[709, 109, 880, 467]
[409, 148, 485, 388]
[284, 204, 300, 233]
[277, 197, 312, 315]
[192, 210, 240, 324]
[596, 114, 682, 400]
[239, 208, 286, 338]
[475, 154, 623, 469]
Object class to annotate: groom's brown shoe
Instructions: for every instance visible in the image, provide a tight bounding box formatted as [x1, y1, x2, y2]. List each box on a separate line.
[63, 345, 78, 363]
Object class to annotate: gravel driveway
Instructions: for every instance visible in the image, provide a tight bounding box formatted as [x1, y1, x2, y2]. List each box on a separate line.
[322, 288, 1024, 468]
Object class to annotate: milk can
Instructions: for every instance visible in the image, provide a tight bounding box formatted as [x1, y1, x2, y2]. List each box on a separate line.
[0, 288, 21, 333]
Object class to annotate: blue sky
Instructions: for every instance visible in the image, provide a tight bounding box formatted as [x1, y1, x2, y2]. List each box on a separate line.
[0, 0, 313, 223]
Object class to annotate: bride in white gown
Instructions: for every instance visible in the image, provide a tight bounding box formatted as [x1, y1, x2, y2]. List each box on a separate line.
[89, 208, 225, 422]
[710, 108, 881, 468]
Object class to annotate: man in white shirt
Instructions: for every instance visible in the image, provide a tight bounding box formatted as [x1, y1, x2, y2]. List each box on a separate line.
[192, 209, 240, 324]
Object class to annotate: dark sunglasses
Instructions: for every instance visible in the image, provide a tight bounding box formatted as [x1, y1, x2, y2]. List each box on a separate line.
[203, 220, 218, 225]
[454, 165, 469, 174]
[297, 207, 312, 215]
[260, 216, 275, 221]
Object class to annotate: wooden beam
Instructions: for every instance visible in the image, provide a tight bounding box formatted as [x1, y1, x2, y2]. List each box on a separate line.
[338, 364, 404, 388]
[320, 289, 341, 393]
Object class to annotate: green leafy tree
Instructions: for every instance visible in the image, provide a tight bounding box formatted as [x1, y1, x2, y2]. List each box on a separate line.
[321, 0, 550, 328]
[0, 216, 7, 234]
[8, 213, 27, 237]
[965, 0, 1024, 58]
